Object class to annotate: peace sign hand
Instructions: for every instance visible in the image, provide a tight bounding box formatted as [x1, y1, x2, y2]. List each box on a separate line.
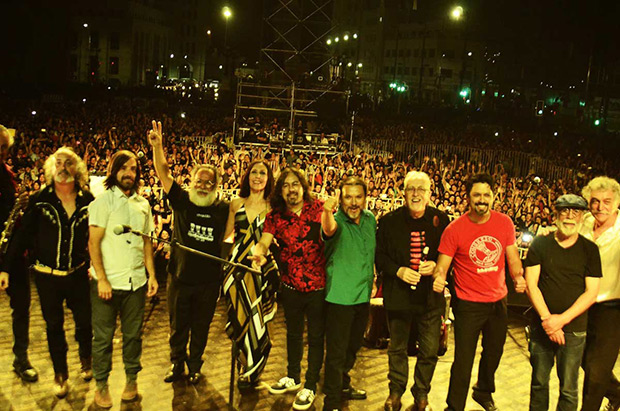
[148, 120, 163, 147]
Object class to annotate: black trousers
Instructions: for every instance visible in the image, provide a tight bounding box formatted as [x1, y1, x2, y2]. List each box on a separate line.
[167, 276, 220, 373]
[386, 305, 444, 400]
[446, 297, 507, 411]
[34, 268, 92, 375]
[582, 302, 620, 411]
[280, 286, 326, 391]
[6, 262, 31, 365]
[323, 302, 369, 409]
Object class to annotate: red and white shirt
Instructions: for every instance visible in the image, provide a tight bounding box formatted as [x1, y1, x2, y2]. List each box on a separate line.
[439, 211, 516, 303]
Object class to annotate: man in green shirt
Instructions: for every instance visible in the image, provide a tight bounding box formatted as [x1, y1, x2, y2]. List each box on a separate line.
[321, 176, 377, 411]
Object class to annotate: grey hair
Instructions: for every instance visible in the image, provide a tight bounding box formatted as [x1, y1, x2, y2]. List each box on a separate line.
[0, 125, 14, 147]
[582, 176, 620, 204]
[191, 164, 220, 187]
[404, 170, 431, 190]
[43, 147, 89, 188]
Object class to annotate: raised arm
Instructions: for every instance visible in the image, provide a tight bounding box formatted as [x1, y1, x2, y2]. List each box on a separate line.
[321, 189, 339, 237]
[148, 120, 174, 194]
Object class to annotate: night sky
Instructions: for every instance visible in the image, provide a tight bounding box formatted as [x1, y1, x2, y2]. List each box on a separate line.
[0, 0, 618, 89]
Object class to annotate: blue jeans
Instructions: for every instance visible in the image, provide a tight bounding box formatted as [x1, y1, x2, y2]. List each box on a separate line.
[529, 325, 586, 411]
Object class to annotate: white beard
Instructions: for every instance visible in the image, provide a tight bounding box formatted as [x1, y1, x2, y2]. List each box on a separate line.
[189, 188, 217, 207]
[556, 220, 582, 237]
[54, 172, 75, 184]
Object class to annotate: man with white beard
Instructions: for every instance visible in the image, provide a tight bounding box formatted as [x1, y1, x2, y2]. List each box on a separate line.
[524, 194, 601, 411]
[148, 121, 228, 384]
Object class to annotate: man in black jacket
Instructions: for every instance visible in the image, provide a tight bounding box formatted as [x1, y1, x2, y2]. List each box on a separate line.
[376, 171, 450, 411]
[1, 147, 94, 398]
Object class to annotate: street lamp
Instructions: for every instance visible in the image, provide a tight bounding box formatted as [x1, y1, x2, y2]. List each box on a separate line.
[450, 6, 464, 20]
[222, 6, 232, 48]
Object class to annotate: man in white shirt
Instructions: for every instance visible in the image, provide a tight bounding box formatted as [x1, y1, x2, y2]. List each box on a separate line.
[580, 176, 620, 411]
[88, 150, 158, 409]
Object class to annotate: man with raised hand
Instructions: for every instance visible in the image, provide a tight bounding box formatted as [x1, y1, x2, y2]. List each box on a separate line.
[148, 120, 228, 385]
[322, 177, 376, 411]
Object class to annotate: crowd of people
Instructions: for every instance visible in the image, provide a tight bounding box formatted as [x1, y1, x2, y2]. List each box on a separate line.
[1, 100, 598, 249]
[0, 100, 619, 411]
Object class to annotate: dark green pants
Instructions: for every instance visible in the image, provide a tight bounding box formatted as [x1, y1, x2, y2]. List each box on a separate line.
[90, 280, 146, 384]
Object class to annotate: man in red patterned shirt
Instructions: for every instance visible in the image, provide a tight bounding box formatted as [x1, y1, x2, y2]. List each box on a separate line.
[252, 167, 326, 411]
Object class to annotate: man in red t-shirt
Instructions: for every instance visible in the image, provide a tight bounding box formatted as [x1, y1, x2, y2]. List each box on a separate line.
[432, 173, 526, 411]
[252, 167, 326, 411]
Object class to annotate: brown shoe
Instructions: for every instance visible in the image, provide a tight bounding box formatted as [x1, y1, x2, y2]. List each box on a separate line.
[94, 385, 113, 408]
[80, 357, 93, 381]
[414, 398, 431, 411]
[53, 373, 69, 398]
[384, 393, 402, 411]
[121, 380, 138, 401]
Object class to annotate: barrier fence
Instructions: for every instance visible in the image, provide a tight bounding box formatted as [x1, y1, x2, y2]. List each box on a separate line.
[355, 140, 577, 182]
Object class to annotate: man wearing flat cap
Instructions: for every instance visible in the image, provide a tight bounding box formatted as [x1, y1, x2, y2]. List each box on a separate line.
[524, 194, 602, 411]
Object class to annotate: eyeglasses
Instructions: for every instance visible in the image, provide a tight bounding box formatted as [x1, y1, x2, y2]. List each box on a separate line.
[559, 208, 583, 217]
[405, 187, 429, 195]
[195, 179, 216, 188]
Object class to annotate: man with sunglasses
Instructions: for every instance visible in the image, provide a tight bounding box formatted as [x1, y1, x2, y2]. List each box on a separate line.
[524, 194, 601, 411]
[148, 121, 228, 385]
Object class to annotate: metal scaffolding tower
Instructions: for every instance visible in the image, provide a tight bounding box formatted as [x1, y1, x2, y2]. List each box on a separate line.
[261, 0, 335, 82]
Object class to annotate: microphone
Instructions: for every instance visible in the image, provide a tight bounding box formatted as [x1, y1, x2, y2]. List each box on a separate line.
[113, 225, 132, 235]
[411, 246, 430, 291]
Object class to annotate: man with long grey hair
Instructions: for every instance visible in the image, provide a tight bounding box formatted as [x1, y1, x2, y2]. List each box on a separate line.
[148, 120, 229, 385]
[1, 146, 94, 398]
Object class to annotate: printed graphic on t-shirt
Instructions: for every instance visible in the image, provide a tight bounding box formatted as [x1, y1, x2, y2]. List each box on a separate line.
[469, 235, 502, 273]
[189, 223, 214, 242]
[410, 231, 426, 270]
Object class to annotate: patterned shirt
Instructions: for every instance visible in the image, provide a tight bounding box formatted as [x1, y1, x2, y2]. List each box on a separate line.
[263, 200, 326, 292]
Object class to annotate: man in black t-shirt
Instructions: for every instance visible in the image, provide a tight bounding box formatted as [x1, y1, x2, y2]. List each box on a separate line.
[148, 121, 228, 385]
[524, 194, 602, 411]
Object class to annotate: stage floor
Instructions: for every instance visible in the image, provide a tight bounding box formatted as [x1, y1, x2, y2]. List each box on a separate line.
[0, 281, 616, 410]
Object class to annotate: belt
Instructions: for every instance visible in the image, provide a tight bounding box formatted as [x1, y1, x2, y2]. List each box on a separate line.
[33, 262, 85, 277]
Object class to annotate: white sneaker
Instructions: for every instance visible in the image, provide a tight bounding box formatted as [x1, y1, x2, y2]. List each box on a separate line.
[268, 376, 301, 394]
[293, 388, 315, 410]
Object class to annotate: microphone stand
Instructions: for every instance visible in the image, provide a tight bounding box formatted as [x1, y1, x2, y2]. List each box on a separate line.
[121, 226, 260, 407]
[121, 228, 260, 275]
